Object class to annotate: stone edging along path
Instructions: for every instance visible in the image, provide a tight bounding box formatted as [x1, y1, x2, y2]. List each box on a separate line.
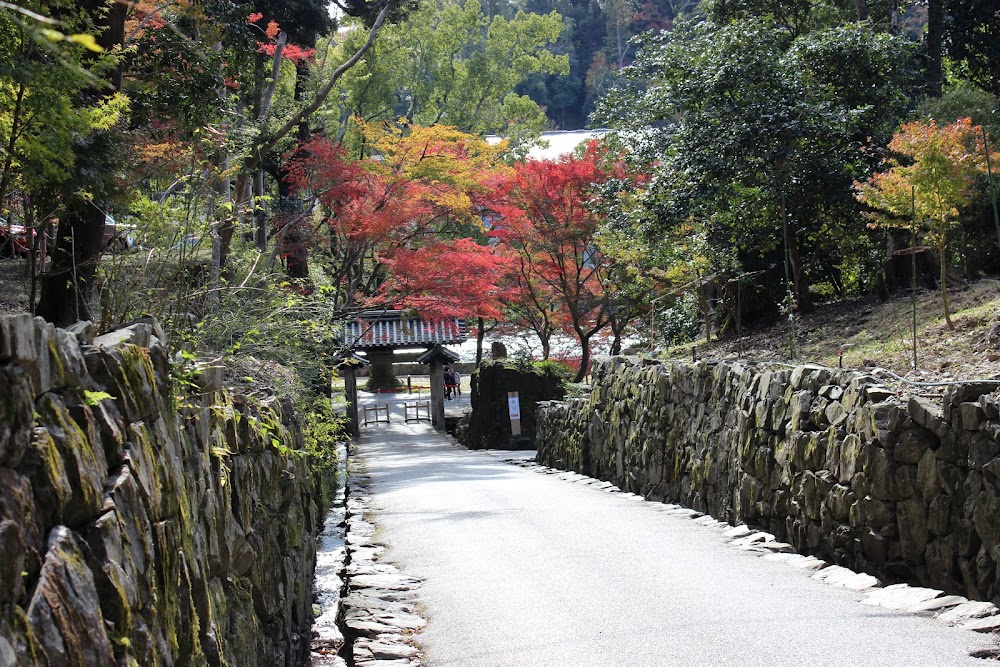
[484, 450, 1000, 661]
[311, 444, 427, 667]
[315, 440, 1000, 665]
[310, 442, 349, 665]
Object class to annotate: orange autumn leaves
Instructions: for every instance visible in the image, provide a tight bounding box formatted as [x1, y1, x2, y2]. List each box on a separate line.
[855, 117, 996, 328]
[855, 118, 991, 234]
[285, 122, 628, 337]
[285, 121, 512, 320]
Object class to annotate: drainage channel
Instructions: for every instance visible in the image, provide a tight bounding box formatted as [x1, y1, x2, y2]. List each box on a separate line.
[311, 442, 426, 667]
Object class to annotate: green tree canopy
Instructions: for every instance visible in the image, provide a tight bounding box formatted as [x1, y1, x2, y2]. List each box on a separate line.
[595, 18, 913, 311]
[942, 0, 1000, 98]
[336, 0, 568, 146]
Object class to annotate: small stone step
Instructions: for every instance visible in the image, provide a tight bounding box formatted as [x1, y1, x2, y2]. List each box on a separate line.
[783, 555, 828, 571]
[863, 584, 942, 611]
[723, 524, 752, 538]
[811, 566, 879, 591]
[936, 601, 999, 625]
[355, 639, 419, 660]
[730, 532, 775, 548]
[961, 616, 1000, 633]
[907, 595, 967, 614]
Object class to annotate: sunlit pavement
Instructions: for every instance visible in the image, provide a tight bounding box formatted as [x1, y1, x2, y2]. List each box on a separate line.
[357, 384, 470, 424]
[354, 422, 998, 667]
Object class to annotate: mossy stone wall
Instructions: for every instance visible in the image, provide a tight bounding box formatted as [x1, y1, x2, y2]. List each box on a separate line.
[461, 360, 566, 449]
[536, 357, 1000, 602]
[0, 315, 322, 666]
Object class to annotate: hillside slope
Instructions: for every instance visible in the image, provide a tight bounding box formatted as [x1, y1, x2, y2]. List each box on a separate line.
[673, 278, 1000, 385]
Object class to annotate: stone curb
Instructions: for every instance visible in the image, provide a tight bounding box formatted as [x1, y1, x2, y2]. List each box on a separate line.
[339, 454, 426, 667]
[310, 442, 349, 667]
[484, 449, 1000, 644]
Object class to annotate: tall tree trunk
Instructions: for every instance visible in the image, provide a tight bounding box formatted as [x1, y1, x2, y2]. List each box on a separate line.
[925, 0, 944, 96]
[610, 326, 623, 355]
[699, 280, 711, 343]
[218, 173, 250, 265]
[939, 232, 954, 329]
[574, 330, 591, 383]
[36, 0, 126, 326]
[854, 0, 868, 20]
[888, 0, 899, 34]
[27, 203, 42, 315]
[37, 203, 105, 324]
[786, 221, 812, 314]
[254, 170, 267, 250]
[295, 60, 311, 143]
[476, 317, 485, 366]
[283, 218, 311, 280]
[0, 82, 25, 217]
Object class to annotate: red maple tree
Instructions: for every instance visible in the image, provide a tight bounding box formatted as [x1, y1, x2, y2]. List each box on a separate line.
[487, 142, 624, 381]
[284, 121, 510, 321]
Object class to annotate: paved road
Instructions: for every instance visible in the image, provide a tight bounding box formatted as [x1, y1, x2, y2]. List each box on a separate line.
[354, 387, 470, 426]
[356, 423, 997, 667]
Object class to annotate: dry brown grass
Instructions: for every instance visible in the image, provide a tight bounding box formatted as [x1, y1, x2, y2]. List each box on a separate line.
[671, 278, 1000, 384]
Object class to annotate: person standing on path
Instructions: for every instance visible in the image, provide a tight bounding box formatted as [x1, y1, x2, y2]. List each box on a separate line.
[444, 367, 456, 400]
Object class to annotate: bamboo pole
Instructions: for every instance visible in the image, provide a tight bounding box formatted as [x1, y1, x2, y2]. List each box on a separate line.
[982, 127, 1000, 253]
[911, 186, 918, 370]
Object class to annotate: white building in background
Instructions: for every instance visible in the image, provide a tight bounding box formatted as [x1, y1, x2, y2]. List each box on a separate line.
[525, 129, 610, 159]
[487, 129, 611, 160]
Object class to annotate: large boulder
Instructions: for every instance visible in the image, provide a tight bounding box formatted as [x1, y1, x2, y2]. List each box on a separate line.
[463, 360, 567, 449]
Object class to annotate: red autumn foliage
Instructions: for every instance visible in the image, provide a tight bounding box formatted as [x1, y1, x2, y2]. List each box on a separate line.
[487, 141, 624, 379]
[253, 17, 317, 63]
[257, 43, 317, 64]
[284, 123, 511, 320]
[380, 239, 509, 320]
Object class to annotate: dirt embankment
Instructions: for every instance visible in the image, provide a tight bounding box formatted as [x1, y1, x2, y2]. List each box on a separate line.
[673, 279, 1000, 388]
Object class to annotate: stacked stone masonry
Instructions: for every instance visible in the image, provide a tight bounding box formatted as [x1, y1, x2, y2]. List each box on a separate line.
[0, 315, 323, 666]
[536, 357, 1000, 602]
[460, 360, 566, 449]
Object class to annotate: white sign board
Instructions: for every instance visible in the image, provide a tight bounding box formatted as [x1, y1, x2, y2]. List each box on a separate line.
[507, 395, 521, 420]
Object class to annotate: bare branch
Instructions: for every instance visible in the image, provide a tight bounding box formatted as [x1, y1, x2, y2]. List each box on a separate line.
[244, 1, 394, 174]
[256, 31, 287, 123]
[0, 1, 57, 24]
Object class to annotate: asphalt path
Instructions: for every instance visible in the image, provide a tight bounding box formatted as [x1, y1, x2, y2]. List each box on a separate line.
[354, 386, 471, 426]
[356, 422, 998, 667]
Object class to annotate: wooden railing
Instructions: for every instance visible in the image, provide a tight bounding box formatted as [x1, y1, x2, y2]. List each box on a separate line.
[404, 400, 431, 423]
[362, 402, 390, 426]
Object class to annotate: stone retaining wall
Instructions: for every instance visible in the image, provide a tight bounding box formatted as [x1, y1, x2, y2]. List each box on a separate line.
[0, 316, 323, 666]
[459, 360, 566, 449]
[536, 357, 1000, 601]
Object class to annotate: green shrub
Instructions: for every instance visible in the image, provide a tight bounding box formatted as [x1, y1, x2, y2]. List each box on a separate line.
[300, 395, 347, 505]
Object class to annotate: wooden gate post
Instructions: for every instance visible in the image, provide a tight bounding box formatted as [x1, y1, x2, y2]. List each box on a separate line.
[416, 344, 461, 433]
[429, 357, 445, 431]
[335, 353, 370, 438]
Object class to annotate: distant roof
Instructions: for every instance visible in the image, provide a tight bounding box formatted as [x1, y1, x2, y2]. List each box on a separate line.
[415, 344, 462, 365]
[486, 129, 611, 160]
[344, 311, 468, 349]
[334, 351, 371, 367]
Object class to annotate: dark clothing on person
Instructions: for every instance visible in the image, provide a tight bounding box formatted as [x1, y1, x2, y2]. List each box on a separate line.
[444, 369, 456, 399]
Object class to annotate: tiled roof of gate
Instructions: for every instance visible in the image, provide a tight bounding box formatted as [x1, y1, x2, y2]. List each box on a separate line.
[344, 311, 468, 349]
